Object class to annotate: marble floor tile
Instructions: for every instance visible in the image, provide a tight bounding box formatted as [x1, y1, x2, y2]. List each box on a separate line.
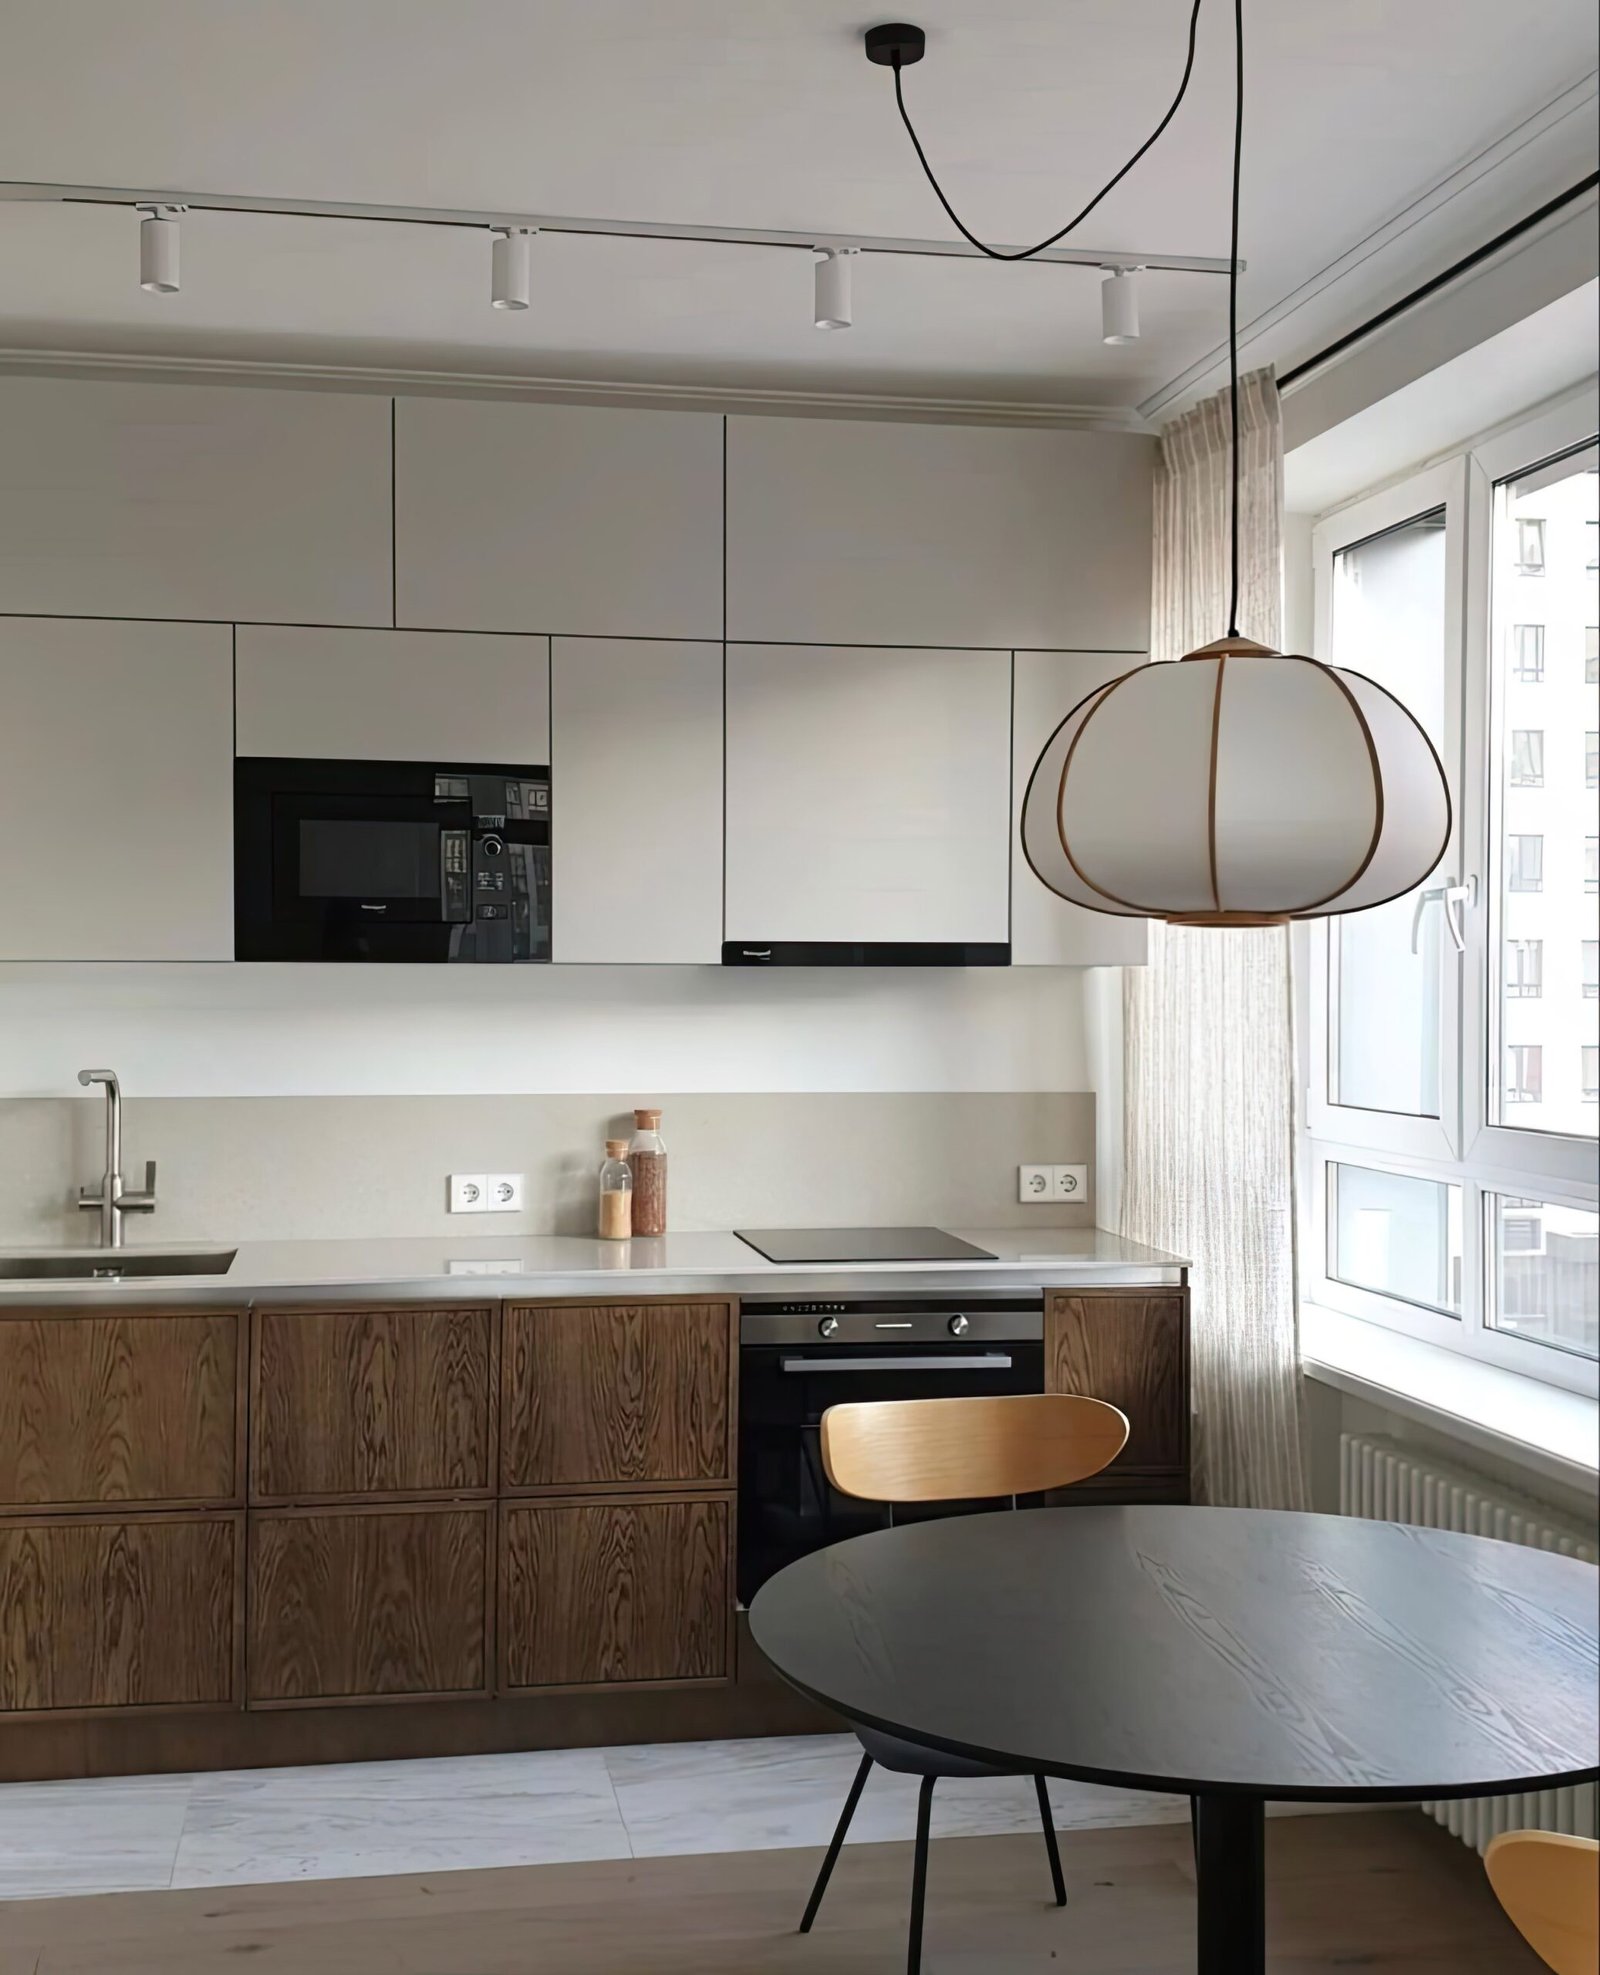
[169, 1747, 631, 1889]
[0, 1772, 194, 1901]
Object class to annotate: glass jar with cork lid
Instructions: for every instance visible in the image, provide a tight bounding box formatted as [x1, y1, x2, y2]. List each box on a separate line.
[628, 1108, 667, 1236]
[597, 1139, 632, 1241]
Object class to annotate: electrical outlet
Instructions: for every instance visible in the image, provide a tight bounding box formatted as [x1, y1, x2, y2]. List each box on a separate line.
[1052, 1164, 1089, 1202]
[1018, 1164, 1053, 1204]
[449, 1173, 486, 1213]
[484, 1172, 525, 1212]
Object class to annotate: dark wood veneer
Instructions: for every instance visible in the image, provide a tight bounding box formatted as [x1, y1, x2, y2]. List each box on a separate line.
[1045, 1288, 1189, 1494]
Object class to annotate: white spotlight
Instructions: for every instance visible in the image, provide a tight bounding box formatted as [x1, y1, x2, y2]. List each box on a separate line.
[491, 227, 536, 311]
[138, 205, 184, 294]
[813, 246, 858, 331]
[1100, 267, 1140, 344]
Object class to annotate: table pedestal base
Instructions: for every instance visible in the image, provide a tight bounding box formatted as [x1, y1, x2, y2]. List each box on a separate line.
[1194, 1794, 1265, 1974]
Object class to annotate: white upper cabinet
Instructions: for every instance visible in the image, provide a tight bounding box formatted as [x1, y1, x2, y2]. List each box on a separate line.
[394, 398, 723, 640]
[551, 638, 723, 964]
[725, 644, 1012, 948]
[1011, 650, 1149, 966]
[235, 626, 550, 763]
[0, 377, 391, 626]
[0, 617, 233, 960]
[725, 417, 1155, 652]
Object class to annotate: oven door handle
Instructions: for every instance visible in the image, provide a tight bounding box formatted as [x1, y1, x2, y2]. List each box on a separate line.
[778, 1354, 1015, 1373]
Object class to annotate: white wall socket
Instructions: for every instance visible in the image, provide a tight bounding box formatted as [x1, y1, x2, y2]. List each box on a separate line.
[449, 1172, 525, 1214]
[1053, 1164, 1089, 1202]
[1018, 1164, 1053, 1203]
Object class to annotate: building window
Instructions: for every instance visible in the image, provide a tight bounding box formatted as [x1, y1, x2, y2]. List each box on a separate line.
[1584, 941, 1598, 999]
[1588, 732, 1598, 789]
[1502, 1210, 1543, 1253]
[1517, 518, 1546, 571]
[1513, 624, 1545, 679]
[1586, 1046, 1600, 1103]
[1505, 939, 1543, 997]
[1508, 834, 1544, 890]
[1588, 838, 1599, 893]
[1588, 626, 1599, 684]
[1589, 519, 1599, 570]
[1505, 1044, 1543, 1104]
[1510, 729, 1545, 785]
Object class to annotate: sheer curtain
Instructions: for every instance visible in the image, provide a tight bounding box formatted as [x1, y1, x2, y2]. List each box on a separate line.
[1119, 368, 1308, 1510]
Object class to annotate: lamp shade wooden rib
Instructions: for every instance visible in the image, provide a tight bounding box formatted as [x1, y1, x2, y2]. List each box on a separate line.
[1019, 637, 1451, 927]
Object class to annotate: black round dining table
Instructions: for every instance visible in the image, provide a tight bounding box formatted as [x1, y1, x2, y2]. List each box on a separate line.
[748, 1504, 1600, 1973]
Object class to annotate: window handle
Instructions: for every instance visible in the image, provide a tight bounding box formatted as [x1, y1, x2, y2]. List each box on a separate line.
[1410, 876, 1476, 955]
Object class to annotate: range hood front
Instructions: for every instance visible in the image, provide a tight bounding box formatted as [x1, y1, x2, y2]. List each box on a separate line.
[721, 941, 1010, 967]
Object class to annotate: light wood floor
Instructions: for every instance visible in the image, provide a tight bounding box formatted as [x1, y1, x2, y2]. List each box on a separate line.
[0, 1810, 1542, 1973]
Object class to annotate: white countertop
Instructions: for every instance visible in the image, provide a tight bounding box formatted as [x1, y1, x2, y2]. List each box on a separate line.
[0, 1226, 1188, 1306]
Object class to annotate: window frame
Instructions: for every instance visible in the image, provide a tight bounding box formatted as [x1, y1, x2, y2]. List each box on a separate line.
[1302, 390, 1599, 1398]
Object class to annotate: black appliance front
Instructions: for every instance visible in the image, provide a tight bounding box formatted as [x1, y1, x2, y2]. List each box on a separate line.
[737, 1296, 1045, 1605]
[235, 757, 551, 962]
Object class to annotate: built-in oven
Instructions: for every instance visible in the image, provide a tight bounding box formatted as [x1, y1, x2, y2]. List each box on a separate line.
[737, 1293, 1045, 1605]
[235, 757, 551, 962]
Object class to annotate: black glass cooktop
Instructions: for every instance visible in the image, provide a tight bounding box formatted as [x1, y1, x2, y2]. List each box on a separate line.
[734, 1226, 997, 1265]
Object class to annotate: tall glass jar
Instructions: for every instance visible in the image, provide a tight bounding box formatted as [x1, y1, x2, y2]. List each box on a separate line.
[597, 1138, 632, 1241]
[628, 1107, 667, 1236]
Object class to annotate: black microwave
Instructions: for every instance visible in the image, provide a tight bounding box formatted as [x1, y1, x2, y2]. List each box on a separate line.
[235, 757, 551, 962]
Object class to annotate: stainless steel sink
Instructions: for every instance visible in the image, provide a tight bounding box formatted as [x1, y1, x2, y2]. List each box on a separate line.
[0, 1248, 237, 1281]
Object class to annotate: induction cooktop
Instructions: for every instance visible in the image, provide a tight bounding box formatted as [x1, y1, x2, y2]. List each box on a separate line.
[733, 1226, 997, 1265]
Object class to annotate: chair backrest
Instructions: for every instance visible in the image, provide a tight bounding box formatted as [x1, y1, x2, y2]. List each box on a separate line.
[820, 1393, 1130, 1503]
[1484, 1831, 1600, 1975]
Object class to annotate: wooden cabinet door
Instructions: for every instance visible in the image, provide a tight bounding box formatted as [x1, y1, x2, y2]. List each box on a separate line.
[247, 1505, 491, 1706]
[500, 1498, 729, 1690]
[251, 1306, 493, 1502]
[0, 618, 234, 960]
[0, 1311, 242, 1511]
[0, 1512, 242, 1715]
[502, 1302, 733, 1491]
[1046, 1291, 1189, 1488]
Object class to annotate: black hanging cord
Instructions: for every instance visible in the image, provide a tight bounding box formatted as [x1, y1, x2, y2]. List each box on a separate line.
[1226, 0, 1244, 637]
[888, 0, 1206, 262]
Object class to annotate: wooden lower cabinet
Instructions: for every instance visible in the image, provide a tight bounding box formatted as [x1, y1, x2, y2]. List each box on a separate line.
[247, 1504, 492, 1707]
[1045, 1289, 1190, 1499]
[0, 1511, 242, 1716]
[499, 1496, 730, 1692]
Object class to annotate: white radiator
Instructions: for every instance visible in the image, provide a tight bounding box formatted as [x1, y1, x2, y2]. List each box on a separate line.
[1339, 1431, 1598, 1854]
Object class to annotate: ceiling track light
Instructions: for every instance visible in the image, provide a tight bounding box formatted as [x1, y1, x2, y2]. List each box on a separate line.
[813, 246, 859, 330]
[1100, 267, 1140, 344]
[137, 203, 184, 294]
[490, 225, 535, 310]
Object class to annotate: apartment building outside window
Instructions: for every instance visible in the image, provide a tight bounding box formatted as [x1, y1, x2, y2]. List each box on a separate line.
[1517, 517, 1546, 571]
[1505, 939, 1543, 997]
[1585, 1046, 1599, 1104]
[1513, 623, 1545, 679]
[1510, 729, 1545, 785]
[1506, 1044, 1543, 1103]
[1585, 941, 1598, 998]
[1588, 625, 1599, 684]
[1588, 838, 1599, 893]
[1508, 834, 1544, 890]
[1587, 731, 1598, 789]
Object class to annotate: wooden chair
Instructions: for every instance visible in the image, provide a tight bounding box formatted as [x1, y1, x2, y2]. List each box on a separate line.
[798, 1392, 1130, 1975]
[1484, 1830, 1600, 1974]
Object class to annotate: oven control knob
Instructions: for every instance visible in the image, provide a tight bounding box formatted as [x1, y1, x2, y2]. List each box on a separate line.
[817, 1316, 840, 1338]
[948, 1314, 970, 1336]
[482, 834, 505, 858]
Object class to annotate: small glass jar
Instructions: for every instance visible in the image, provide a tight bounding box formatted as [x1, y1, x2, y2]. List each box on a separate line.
[628, 1107, 667, 1236]
[597, 1138, 633, 1241]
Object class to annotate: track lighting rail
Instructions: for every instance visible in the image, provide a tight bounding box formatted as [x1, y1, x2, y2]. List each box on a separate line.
[0, 179, 1240, 277]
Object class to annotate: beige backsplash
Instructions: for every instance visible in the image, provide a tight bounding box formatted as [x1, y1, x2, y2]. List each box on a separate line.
[0, 1091, 1094, 1247]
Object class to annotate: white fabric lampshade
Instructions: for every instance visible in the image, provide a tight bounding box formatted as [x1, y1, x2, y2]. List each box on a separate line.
[1020, 636, 1451, 925]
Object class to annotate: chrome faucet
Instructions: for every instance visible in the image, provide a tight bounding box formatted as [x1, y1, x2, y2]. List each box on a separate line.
[76, 1069, 157, 1248]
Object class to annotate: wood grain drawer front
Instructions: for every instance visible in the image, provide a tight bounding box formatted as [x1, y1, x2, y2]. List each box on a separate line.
[0, 1313, 242, 1511]
[502, 1303, 732, 1491]
[247, 1507, 491, 1707]
[500, 1498, 729, 1691]
[0, 1513, 242, 1715]
[252, 1306, 493, 1501]
[1045, 1292, 1189, 1474]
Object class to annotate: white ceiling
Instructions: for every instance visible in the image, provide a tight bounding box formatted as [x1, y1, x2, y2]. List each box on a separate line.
[0, 1, 1595, 412]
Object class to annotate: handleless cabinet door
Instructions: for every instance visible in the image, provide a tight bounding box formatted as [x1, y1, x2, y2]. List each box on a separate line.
[1045, 1290, 1189, 1490]
[0, 616, 233, 959]
[0, 377, 390, 625]
[725, 644, 1012, 946]
[1012, 650, 1149, 965]
[726, 416, 1155, 651]
[395, 398, 722, 639]
[236, 627, 550, 764]
[551, 637, 722, 962]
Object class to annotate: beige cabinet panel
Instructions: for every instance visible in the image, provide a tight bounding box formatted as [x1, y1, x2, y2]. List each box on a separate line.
[236, 626, 550, 763]
[395, 399, 722, 639]
[551, 639, 722, 963]
[0, 617, 233, 959]
[725, 644, 1011, 946]
[1012, 650, 1149, 965]
[0, 378, 391, 625]
[726, 417, 1154, 652]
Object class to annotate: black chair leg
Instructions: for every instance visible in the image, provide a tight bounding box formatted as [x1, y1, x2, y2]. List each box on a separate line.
[1034, 1774, 1067, 1906]
[798, 1751, 874, 1933]
[906, 1773, 936, 1975]
[1189, 1794, 1200, 1869]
